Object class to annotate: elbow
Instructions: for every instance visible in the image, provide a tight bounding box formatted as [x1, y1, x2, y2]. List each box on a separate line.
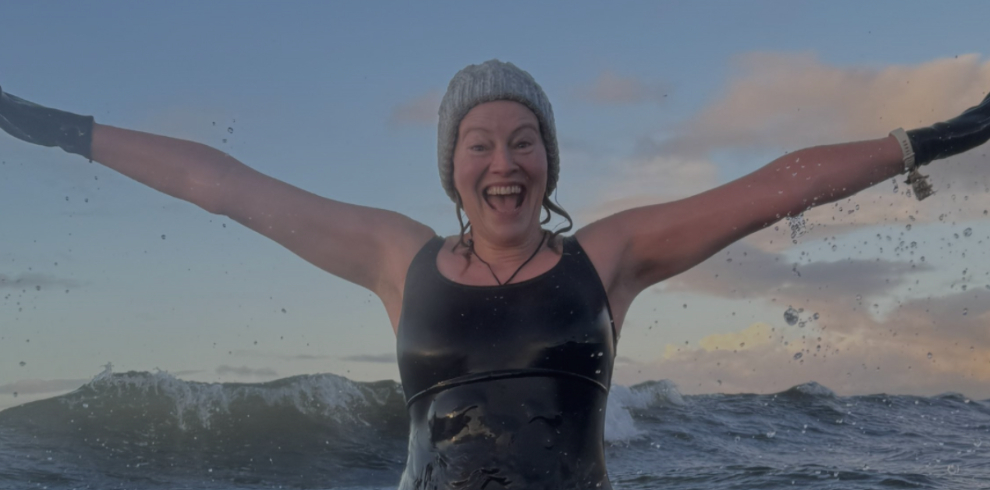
[185, 146, 242, 215]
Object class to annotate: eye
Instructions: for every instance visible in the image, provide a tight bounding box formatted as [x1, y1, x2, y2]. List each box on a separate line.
[515, 140, 533, 149]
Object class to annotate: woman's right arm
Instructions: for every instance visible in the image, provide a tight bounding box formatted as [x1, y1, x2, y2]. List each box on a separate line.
[90, 125, 436, 297]
[0, 87, 435, 302]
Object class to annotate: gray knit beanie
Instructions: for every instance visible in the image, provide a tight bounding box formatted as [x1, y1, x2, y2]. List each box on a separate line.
[438, 59, 559, 204]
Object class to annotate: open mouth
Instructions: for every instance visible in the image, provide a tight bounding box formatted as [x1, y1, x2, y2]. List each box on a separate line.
[483, 185, 526, 213]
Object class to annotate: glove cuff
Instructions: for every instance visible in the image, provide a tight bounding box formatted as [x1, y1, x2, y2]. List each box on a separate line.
[56, 113, 95, 159]
[0, 90, 95, 159]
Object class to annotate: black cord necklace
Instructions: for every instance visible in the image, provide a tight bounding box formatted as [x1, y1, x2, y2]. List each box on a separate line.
[469, 230, 547, 286]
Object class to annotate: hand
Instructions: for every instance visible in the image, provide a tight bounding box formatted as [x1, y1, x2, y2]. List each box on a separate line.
[0, 85, 95, 159]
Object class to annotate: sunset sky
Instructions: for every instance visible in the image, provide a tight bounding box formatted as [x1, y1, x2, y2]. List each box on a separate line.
[2, 1, 990, 411]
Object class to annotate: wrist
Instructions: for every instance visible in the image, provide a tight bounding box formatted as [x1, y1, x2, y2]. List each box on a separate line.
[889, 128, 934, 201]
[888, 128, 915, 173]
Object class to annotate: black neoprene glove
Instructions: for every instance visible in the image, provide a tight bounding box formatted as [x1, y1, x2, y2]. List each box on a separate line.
[0, 86, 95, 159]
[907, 91, 990, 167]
[891, 91, 990, 200]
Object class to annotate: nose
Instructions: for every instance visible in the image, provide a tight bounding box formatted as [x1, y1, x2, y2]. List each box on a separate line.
[489, 143, 519, 175]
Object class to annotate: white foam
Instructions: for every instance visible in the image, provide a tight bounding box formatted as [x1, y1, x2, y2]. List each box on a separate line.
[77, 366, 398, 430]
[604, 380, 685, 442]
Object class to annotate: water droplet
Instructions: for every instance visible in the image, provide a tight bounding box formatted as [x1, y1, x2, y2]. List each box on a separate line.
[227, 127, 234, 134]
[831, 244, 837, 252]
[964, 227, 973, 237]
[813, 312, 820, 320]
[18, 361, 25, 367]
[927, 352, 933, 359]
[793, 352, 803, 360]
[161, 234, 166, 240]
[905, 224, 912, 231]
[784, 307, 800, 326]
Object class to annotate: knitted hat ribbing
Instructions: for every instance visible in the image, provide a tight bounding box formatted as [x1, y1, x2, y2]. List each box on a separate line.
[437, 60, 558, 203]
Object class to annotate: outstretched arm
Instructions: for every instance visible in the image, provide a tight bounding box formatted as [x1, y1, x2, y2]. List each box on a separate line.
[90, 125, 434, 292]
[583, 91, 990, 299]
[1, 89, 435, 300]
[607, 136, 903, 292]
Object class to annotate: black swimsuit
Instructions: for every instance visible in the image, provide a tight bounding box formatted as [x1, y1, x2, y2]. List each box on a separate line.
[396, 235, 617, 490]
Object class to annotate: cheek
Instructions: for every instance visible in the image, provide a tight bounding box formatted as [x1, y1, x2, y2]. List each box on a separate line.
[451, 162, 478, 202]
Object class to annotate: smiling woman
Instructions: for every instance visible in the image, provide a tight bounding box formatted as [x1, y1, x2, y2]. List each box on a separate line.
[2, 44, 990, 490]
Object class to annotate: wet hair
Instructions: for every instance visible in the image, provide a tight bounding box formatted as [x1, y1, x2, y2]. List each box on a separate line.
[451, 190, 573, 268]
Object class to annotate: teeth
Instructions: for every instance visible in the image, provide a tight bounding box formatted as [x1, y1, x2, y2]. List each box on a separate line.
[486, 185, 523, 196]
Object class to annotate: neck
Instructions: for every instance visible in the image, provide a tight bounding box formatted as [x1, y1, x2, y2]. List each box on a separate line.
[468, 229, 547, 266]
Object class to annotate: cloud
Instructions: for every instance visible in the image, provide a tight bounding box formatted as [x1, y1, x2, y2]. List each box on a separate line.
[667, 240, 931, 301]
[230, 350, 337, 361]
[617, 285, 990, 398]
[0, 273, 78, 290]
[291, 354, 336, 360]
[579, 52, 990, 239]
[578, 151, 720, 223]
[215, 365, 278, 377]
[615, 228, 990, 397]
[577, 71, 670, 105]
[389, 90, 441, 127]
[668, 52, 990, 158]
[696, 322, 775, 353]
[171, 370, 203, 376]
[0, 378, 87, 395]
[340, 352, 396, 363]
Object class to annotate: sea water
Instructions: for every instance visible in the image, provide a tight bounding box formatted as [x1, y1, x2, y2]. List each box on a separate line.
[1, 367, 987, 489]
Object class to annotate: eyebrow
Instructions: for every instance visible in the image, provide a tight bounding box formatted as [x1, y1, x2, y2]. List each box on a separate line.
[461, 123, 540, 138]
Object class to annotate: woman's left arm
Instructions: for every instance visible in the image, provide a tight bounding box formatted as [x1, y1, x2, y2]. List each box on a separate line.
[604, 136, 902, 293]
[595, 92, 990, 296]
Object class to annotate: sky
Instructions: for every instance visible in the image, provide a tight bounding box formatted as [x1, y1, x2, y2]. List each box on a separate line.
[2, 1, 990, 411]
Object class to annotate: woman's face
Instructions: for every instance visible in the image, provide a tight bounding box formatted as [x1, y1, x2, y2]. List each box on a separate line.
[452, 100, 548, 244]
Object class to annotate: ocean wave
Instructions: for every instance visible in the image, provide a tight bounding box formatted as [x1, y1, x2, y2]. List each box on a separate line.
[778, 381, 837, 399]
[3, 369, 989, 489]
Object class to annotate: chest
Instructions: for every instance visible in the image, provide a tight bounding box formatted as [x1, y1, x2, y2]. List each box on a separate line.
[395, 247, 615, 401]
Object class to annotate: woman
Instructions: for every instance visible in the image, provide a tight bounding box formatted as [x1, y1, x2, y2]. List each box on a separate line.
[2, 59, 988, 489]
